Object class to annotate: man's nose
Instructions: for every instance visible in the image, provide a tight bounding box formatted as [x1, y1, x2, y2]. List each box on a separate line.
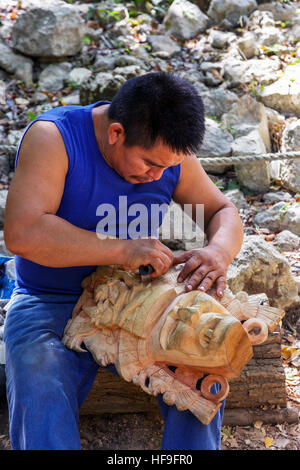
[147, 167, 165, 180]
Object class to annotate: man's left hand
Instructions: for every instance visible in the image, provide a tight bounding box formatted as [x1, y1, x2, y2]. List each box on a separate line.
[173, 245, 229, 297]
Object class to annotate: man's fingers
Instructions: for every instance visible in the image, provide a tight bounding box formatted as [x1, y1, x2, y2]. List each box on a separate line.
[172, 251, 190, 266]
[215, 275, 226, 297]
[196, 273, 226, 296]
[176, 255, 203, 283]
[142, 252, 173, 280]
[185, 267, 215, 291]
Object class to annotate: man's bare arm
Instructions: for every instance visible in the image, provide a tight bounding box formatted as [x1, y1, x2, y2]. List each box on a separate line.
[4, 121, 173, 274]
[172, 154, 244, 295]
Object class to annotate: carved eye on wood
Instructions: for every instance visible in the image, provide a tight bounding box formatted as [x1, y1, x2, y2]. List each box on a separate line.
[198, 317, 221, 348]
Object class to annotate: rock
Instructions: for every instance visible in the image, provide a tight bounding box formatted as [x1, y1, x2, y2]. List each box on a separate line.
[223, 189, 248, 210]
[68, 67, 93, 87]
[258, 63, 300, 114]
[274, 230, 300, 252]
[80, 72, 126, 105]
[112, 65, 144, 80]
[255, 25, 285, 48]
[207, 0, 257, 27]
[0, 41, 33, 86]
[163, 0, 210, 40]
[0, 81, 5, 107]
[202, 87, 239, 120]
[197, 118, 233, 174]
[0, 230, 13, 257]
[0, 190, 8, 229]
[223, 56, 281, 88]
[265, 107, 286, 179]
[0, 129, 24, 170]
[12, 1, 84, 58]
[246, 57, 281, 85]
[253, 201, 287, 232]
[236, 32, 259, 59]
[257, 2, 298, 23]
[207, 30, 234, 49]
[254, 202, 300, 237]
[179, 71, 209, 95]
[227, 234, 299, 310]
[247, 9, 275, 31]
[159, 200, 205, 251]
[231, 129, 270, 192]
[147, 35, 181, 58]
[38, 63, 72, 93]
[0, 154, 10, 178]
[94, 53, 146, 72]
[280, 204, 300, 237]
[61, 90, 80, 106]
[221, 95, 271, 150]
[199, 62, 224, 87]
[280, 119, 300, 193]
[290, 24, 300, 44]
[262, 191, 294, 204]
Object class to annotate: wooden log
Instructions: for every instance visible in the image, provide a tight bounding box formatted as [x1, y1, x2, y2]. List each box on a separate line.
[222, 407, 299, 427]
[226, 329, 287, 409]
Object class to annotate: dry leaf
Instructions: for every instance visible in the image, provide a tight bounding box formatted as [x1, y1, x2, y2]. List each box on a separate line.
[281, 345, 300, 361]
[254, 420, 263, 429]
[264, 437, 273, 448]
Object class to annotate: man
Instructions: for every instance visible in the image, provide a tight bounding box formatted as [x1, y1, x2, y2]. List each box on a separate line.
[3, 72, 243, 450]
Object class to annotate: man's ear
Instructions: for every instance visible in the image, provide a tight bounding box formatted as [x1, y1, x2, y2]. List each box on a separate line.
[107, 122, 125, 145]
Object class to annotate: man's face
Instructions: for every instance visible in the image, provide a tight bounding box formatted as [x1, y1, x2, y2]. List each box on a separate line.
[110, 139, 186, 184]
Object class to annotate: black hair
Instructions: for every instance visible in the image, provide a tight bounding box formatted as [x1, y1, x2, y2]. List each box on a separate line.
[108, 72, 205, 155]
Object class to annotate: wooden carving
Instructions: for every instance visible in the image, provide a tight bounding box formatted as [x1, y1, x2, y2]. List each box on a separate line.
[62, 265, 285, 425]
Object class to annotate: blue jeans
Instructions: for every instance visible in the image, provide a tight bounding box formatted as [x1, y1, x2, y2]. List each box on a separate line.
[4, 292, 225, 450]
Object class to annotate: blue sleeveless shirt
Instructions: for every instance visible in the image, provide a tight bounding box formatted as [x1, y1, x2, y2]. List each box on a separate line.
[13, 101, 181, 295]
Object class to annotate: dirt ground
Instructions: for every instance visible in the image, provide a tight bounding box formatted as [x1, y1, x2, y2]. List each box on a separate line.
[0, 397, 299, 451]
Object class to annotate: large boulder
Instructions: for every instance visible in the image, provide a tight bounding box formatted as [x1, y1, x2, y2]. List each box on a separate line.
[11, 0, 84, 58]
[207, 0, 257, 27]
[227, 235, 299, 310]
[163, 0, 210, 40]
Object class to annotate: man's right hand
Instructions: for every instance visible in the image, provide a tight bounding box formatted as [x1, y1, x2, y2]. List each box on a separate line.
[119, 238, 174, 279]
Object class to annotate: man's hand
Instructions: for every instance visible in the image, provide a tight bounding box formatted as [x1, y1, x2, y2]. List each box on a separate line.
[172, 245, 229, 297]
[119, 238, 174, 278]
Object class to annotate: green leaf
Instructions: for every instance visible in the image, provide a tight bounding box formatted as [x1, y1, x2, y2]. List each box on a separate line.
[215, 180, 225, 190]
[28, 111, 37, 121]
[83, 35, 92, 45]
